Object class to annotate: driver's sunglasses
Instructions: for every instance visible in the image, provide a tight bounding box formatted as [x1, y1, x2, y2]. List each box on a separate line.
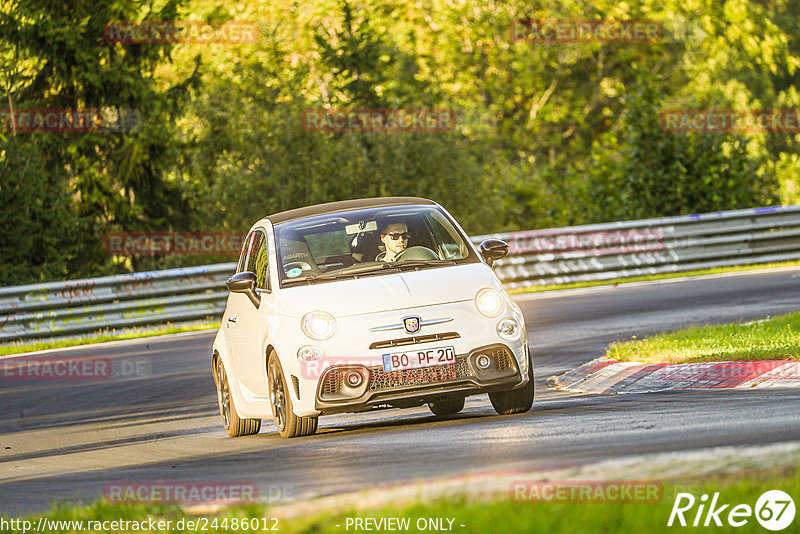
[385, 232, 411, 241]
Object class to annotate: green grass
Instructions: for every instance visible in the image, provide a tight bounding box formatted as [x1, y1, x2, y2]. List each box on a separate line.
[607, 310, 800, 364]
[0, 321, 219, 357]
[2, 469, 797, 533]
[507, 259, 800, 295]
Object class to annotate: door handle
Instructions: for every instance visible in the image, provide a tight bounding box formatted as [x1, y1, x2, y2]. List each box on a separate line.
[227, 315, 238, 324]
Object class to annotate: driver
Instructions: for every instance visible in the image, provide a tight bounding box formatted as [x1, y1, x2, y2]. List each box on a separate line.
[376, 221, 410, 262]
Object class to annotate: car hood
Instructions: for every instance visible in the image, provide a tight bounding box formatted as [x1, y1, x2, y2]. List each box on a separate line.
[277, 262, 502, 318]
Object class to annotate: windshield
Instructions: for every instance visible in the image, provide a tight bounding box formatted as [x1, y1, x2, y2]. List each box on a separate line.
[273, 204, 479, 286]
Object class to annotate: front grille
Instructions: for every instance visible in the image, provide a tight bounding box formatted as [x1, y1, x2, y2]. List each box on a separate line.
[317, 345, 517, 401]
[322, 371, 342, 395]
[367, 356, 471, 390]
[369, 332, 460, 350]
[493, 348, 514, 371]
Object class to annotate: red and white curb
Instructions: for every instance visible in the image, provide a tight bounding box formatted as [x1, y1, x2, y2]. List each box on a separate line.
[549, 359, 800, 394]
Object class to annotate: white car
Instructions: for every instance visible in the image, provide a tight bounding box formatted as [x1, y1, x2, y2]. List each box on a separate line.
[212, 197, 533, 438]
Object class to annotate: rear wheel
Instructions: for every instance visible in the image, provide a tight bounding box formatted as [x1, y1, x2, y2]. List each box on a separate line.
[489, 356, 534, 415]
[268, 353, 317, 438]
[215, 357, 261, 437]
[428, 396, 465, 416]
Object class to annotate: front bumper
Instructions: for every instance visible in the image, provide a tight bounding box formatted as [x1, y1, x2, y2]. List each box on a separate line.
[314, 343, 527, 414]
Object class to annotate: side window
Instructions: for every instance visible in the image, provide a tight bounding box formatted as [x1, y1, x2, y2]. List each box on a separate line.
[426, 214, 464, 259]
[237, 232, 253, 273]
[246, 230, 270, 291]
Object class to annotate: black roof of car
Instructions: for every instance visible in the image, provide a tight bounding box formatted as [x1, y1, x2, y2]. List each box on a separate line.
[266, 197, 438, 224]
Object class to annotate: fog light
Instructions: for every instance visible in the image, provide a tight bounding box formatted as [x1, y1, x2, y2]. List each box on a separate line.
[345, 370, 364, 388]
[497, 318, 520, 340]
[297, 346, 324, 362]
[475, 354, 492, 370]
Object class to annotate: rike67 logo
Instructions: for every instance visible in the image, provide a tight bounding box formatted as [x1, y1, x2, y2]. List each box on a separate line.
[669, 490, 796, 531]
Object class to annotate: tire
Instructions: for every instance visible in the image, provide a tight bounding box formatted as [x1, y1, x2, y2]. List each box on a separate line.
[214, 356, 261, 437]
[489, 356, 534, 415]
[428, 396, 465, 416]
[268, 353, 318, 438]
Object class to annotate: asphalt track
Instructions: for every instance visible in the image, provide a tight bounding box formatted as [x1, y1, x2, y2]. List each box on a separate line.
[2, 269, 800, 516]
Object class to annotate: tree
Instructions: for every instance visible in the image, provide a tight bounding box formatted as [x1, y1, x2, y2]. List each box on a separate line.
[0, 0, 198, 282]
[603, 82, 778, 220]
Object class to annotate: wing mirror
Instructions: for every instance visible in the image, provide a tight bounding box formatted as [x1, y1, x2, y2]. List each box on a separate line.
[226, 271, 261, 307]
[478, 239, 509, 267]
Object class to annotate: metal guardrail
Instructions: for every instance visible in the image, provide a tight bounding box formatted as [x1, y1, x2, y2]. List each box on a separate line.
[474, 205, 800, 290]
[0, 264, 236, 343]
[2, 205, 799, 343]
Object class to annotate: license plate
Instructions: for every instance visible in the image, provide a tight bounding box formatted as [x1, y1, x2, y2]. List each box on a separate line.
[382, 346, 456, 372]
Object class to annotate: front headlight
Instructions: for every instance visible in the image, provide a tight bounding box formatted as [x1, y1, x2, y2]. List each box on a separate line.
[301, 311, 337, 340]
[475, 288, 505, 318]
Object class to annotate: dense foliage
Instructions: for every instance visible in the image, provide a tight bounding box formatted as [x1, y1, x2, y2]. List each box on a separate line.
[1, 0, 797, 284]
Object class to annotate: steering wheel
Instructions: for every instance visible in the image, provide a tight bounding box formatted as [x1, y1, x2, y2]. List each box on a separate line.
[393, 246, 439, 262]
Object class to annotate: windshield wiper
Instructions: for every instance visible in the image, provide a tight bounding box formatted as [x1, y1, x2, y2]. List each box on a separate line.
[282, 260, 456, 285]
[282, 263, 400, 285]
[394, 260, 456, 270]
[335, 263, 402, 276]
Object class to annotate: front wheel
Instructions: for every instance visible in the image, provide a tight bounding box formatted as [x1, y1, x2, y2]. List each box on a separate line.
[215, 357, 261, 437]
[489, 357, 534, 415]
[268, 353, 317, 438]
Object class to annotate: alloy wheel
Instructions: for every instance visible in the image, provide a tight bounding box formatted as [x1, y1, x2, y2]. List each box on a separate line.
[216, 359, 231, 430]
[269, 359, 287, 431]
